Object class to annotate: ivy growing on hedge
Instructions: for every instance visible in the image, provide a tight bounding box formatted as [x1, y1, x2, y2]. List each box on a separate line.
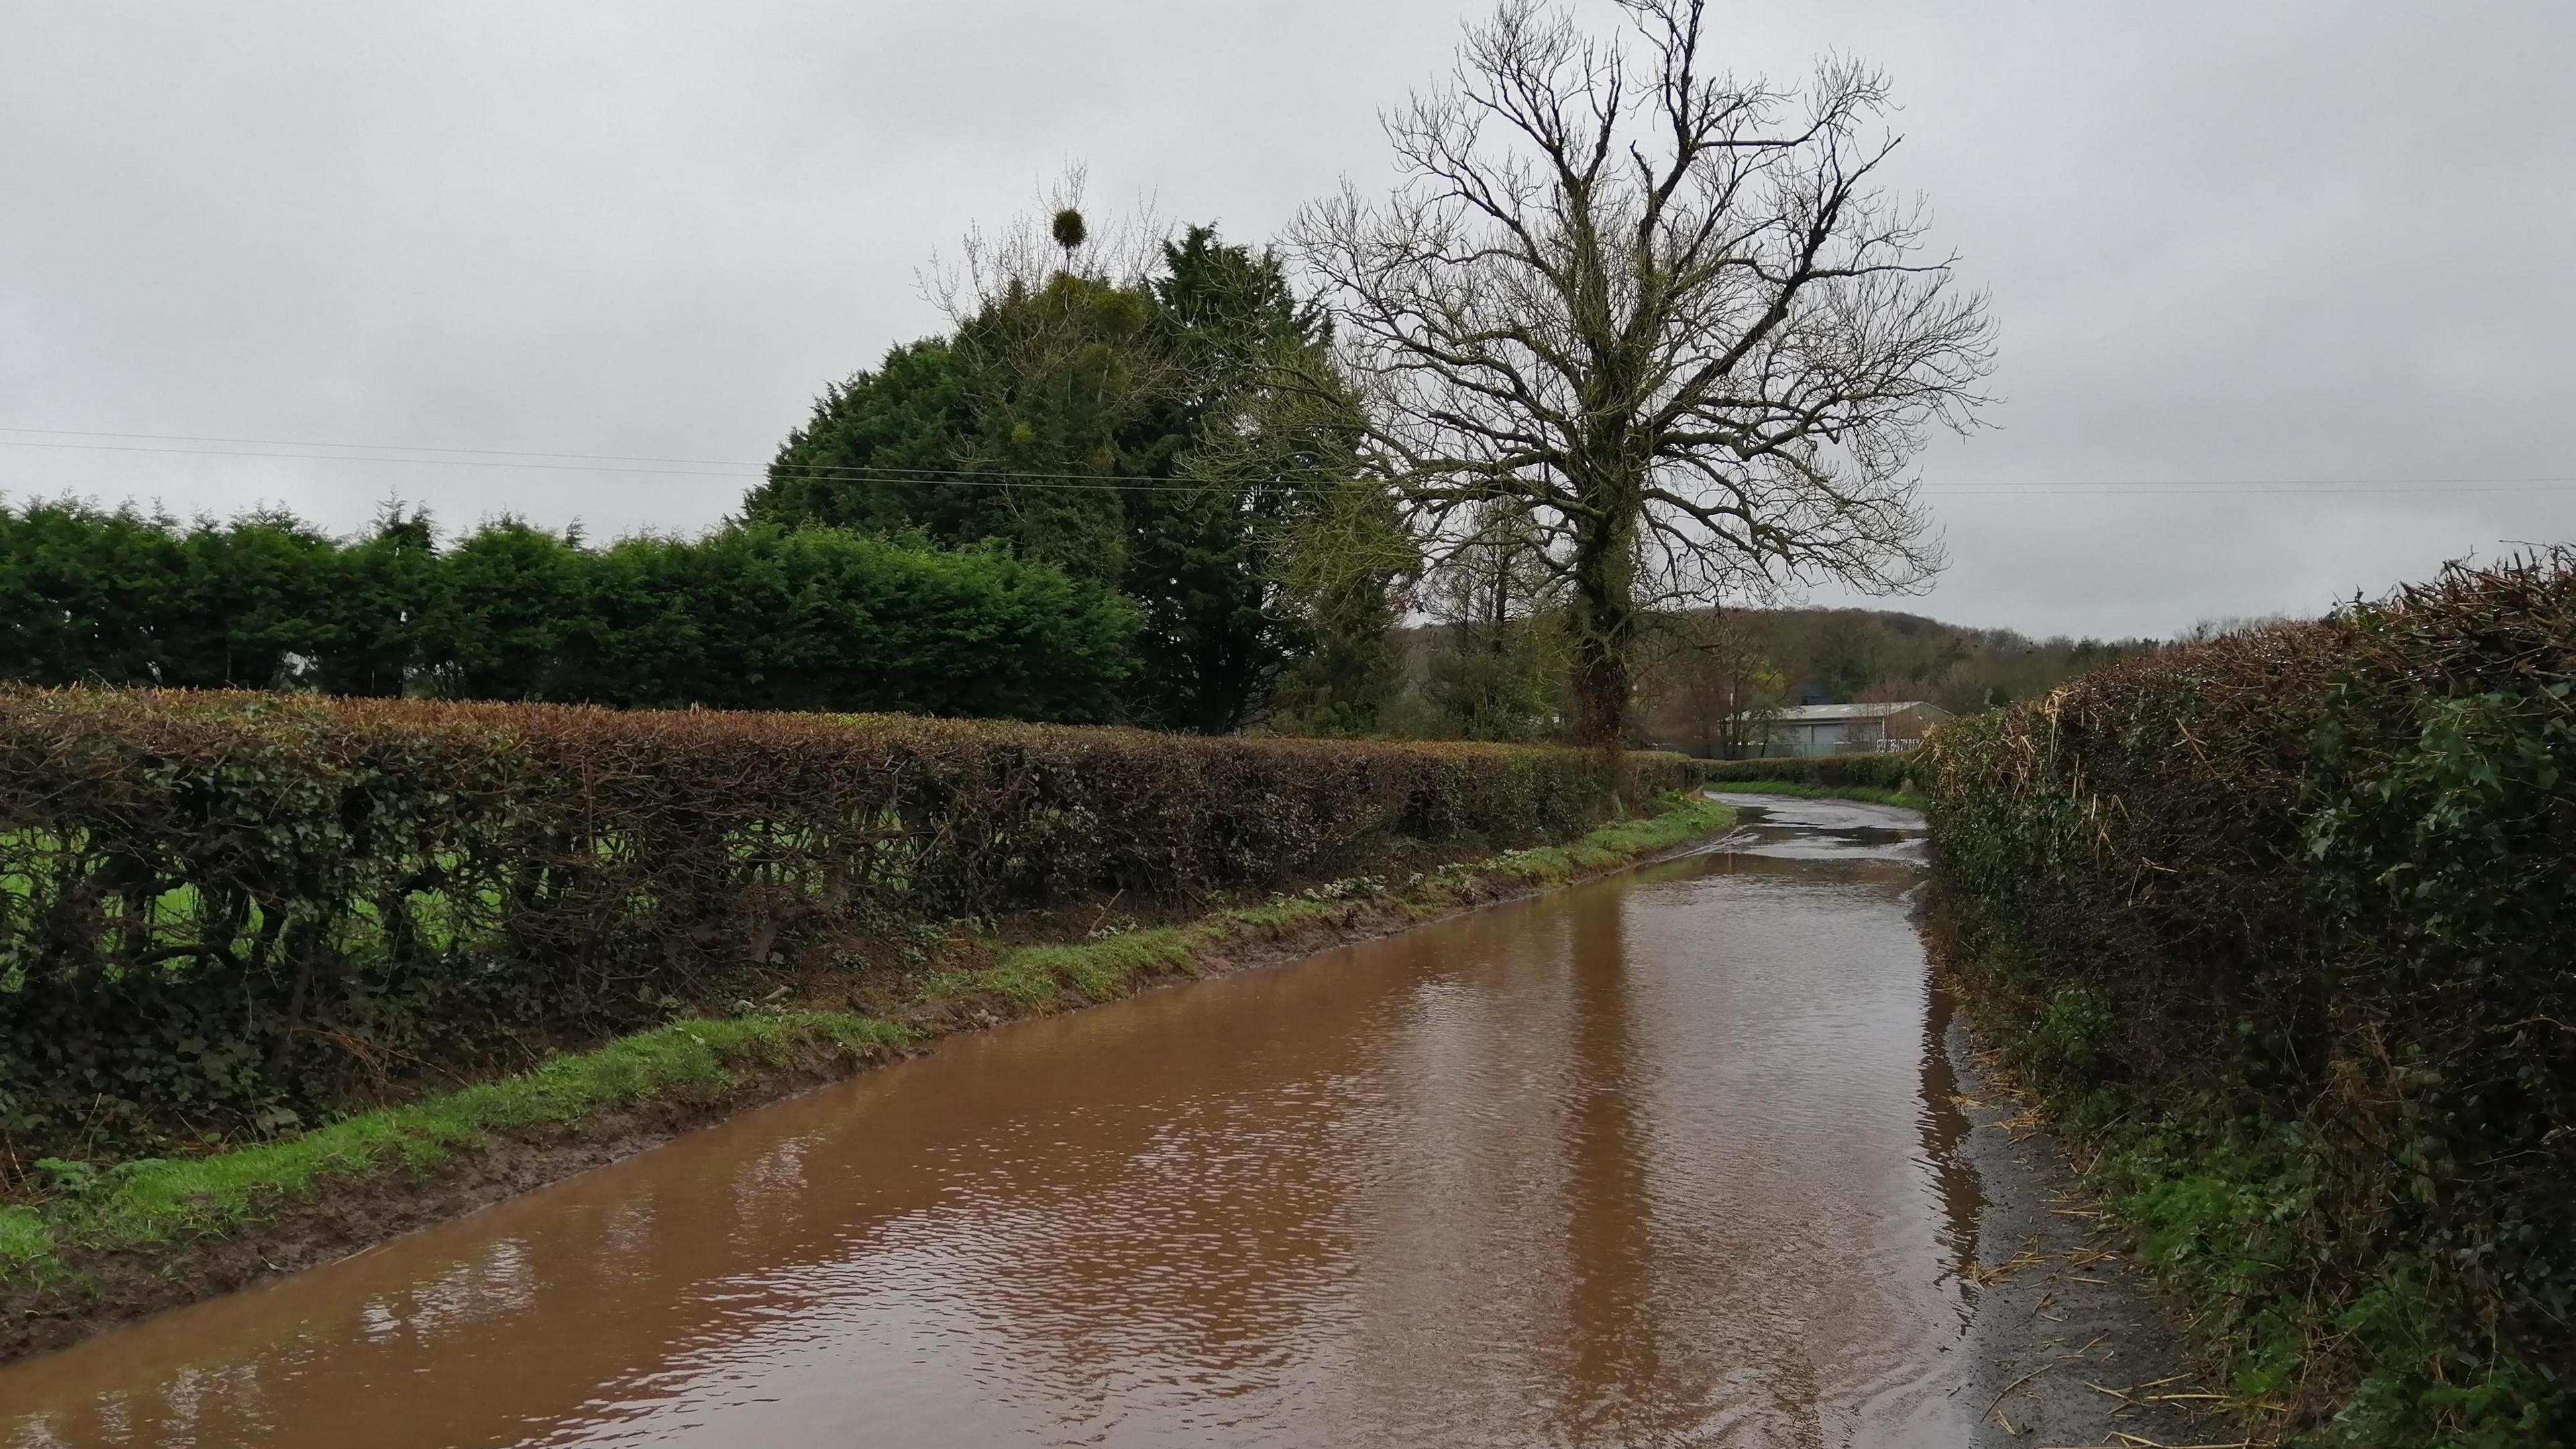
[0, 688, 1680, 1169]
[1921, 550, 2576, 1446]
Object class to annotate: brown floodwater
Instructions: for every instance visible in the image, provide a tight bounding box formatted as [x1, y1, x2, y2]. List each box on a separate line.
[0, 795, 1986, 1448]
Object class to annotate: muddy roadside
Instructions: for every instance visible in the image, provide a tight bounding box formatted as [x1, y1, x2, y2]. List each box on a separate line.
[1947, 1005, 2247, 1448]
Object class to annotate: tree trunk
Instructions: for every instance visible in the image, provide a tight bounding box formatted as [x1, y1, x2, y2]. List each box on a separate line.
[1565, 468, 1641, 751]
[1566, 503, 1638, 800]
[1570, 630, 1629, 751]
[1568, 628, 1631, 806]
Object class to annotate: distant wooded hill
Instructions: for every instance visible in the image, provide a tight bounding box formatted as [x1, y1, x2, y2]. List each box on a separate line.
[1721, 607, 2155, 713]
[1385, 606, 2155, 750]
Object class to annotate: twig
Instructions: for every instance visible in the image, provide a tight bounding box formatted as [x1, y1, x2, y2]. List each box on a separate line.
[2084, 1374, 2190, 1408]
[1985, 1363, 2055, 1419]
[321, 1239, 391, 1271]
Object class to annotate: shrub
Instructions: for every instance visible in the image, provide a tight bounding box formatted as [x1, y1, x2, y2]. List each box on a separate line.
[1921, 551, 2576, 1444]
[0, 688, 1684, 1165]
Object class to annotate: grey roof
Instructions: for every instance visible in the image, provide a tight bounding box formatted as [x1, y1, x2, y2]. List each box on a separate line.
[1770, 701, 1950, 723]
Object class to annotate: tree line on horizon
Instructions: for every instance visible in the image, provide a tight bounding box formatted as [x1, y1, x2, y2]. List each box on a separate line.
[0, 476, 2141, 742]
[1389, 603, 2149, 754]
[0, 485, 2143, 743]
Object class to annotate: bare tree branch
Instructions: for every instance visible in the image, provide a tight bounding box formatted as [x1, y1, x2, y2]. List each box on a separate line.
[1292, 0, 1993, 751]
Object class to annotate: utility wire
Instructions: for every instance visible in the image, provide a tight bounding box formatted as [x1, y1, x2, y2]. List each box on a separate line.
[0, 435, 1230, 492]
[1931, 480, 2576, 495]
[0, 425, 1217, 484]
[0, 425, 756, 467]
[0, 427, 2567, 496]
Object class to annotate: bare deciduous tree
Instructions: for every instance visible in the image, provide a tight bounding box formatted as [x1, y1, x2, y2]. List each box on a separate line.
[1421, 499, 1567, 739]
[1294, 0, 1995, 754]
[1640, 609, 1784, 758]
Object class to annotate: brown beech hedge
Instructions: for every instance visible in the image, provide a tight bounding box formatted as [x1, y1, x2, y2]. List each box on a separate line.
[0, 689, 1684, 1161]
[1923, 551, 2576, 1441]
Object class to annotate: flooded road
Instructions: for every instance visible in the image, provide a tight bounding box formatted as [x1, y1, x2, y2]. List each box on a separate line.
[0, 796, 1998, 1447]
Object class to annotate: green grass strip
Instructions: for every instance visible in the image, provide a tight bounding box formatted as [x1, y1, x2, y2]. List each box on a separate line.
[1701, 780, 1925, 810]
[1463, 792, 1739, 884]
[0, 1012, 911, 1281]
[925, 792, 1737, 1012]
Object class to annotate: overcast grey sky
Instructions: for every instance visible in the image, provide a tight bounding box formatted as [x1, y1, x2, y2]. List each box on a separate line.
[4, 1, 2569, 640]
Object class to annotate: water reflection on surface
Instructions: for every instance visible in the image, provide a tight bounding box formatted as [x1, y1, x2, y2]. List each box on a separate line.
[0, 796, 1982, 1447]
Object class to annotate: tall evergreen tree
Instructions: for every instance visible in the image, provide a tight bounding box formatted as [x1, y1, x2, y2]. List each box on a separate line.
[0, 500, 186, 684]
[751, 222, 1401, 735]
[748, 341, 978, 541]
[316, 505, 439, 698]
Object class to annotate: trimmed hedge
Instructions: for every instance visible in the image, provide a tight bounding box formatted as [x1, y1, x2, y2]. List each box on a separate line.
[0, 503, 1140, 723]
[1694, 751, 1921, 789]
[0, 688, 1684, 1164]
[1922, 551, 2575, 1446]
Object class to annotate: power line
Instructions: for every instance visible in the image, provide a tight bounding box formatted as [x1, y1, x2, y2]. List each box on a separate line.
[0, 435, 1235, 492]
[0, 425, 752, 467]
[0, 425, 1215, 484]
[0, 427, 2567, 497]
[1932, 479, 2576, 495]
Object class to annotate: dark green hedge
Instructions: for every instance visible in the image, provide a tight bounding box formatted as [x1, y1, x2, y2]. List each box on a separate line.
[0, 688, 1682, 1165]
[1693, 751, 1921, 788]
[0, 502, 1138, 722]
[1922, 552, 2575, 1445]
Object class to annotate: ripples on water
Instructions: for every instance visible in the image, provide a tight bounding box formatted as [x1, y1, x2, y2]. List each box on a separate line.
[0, 795, 1986, 1447]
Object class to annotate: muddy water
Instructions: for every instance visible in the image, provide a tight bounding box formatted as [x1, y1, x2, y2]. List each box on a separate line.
[0, 796, 1988, 1447]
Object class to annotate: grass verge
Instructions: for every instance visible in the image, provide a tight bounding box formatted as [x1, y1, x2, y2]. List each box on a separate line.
[1702, 780, 1925, 810]
[921, 791, 1738, 1015]
[0, 1013, 912, 1283]
[0, 790, 1735, 1324]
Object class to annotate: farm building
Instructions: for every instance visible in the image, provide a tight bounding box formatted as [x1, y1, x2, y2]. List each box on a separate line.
[1752, 701, 1951, 757]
